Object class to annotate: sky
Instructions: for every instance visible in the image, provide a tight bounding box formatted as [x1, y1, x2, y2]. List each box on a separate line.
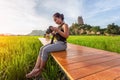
[0, 0, 120, 34]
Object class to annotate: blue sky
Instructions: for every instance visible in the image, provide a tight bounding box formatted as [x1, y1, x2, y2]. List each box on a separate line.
[0, 0, 120, 34]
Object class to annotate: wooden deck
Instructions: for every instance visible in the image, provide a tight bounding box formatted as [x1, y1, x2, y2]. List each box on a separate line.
[39, 38, 120, 80]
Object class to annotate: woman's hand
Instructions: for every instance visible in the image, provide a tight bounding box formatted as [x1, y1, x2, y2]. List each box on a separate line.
[53, 27, 59, 32]
[50, 24, 69, 38]
[51, 31, 56, 35]
[51, 27, 59, 32]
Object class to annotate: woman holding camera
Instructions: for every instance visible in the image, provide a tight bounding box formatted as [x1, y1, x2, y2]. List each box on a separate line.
[26, 12, 69, 78]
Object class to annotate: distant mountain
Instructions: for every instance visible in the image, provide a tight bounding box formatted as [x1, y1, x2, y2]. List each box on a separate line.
[27, 30, 45, 36]
[0, 33, 15, 36]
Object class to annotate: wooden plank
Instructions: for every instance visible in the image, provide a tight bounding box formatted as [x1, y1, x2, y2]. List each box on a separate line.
[64, 58, 120, 80]
[115, 77, 120, 80]
[39, 38, 51, 45]
[52, 52, 111, 61]
[52, 50, 100, 58]
[67, 43, 119, 56]
[80, 65, 120, 80]
[52, 53, 115, 66]
[63, 55, 120, 70]
[52, 43, 118, 59]
[51, 44, 118, 66]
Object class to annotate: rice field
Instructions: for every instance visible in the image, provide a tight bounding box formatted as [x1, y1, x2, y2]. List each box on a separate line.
[0, 35, 120, 80]
[0, 36, 66, 80]
[67, 35, 120, 53]
[0, 36, 41, 80]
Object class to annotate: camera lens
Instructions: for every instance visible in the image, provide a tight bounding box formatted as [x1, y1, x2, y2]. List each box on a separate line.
[46, 26, 53, 34]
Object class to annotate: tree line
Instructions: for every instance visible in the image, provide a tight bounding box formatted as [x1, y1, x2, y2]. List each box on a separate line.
[69, 23, 120, 35]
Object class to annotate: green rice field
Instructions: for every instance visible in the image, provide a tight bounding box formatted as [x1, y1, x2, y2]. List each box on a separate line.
[68, 35, 120, 53]
[0, 35, 120, 80]
[0, 36, 41, 80]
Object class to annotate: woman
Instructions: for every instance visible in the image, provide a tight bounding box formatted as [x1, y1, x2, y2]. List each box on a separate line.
[26, 12, 69, 78]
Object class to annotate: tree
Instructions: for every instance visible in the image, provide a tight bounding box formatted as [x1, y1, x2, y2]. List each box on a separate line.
[69, 23, 80, 35]
[100, 28, 106, 34]
[84, 24, 92, 30]
[69, 22, 120, 35]
[90, 26, 100, 34]
[105, 23, 120, 35]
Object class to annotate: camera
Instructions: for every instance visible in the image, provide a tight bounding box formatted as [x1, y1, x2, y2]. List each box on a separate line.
[45, 26, 55, 44]
[46, 26, 53, 34]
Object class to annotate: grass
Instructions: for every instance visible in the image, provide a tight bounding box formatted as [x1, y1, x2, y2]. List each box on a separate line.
[67, 35, 120, 53]
[0, 36, 41, 80]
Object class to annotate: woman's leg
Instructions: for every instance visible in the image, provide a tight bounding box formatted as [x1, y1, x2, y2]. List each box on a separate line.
[26, 44, 51, 78]
[35, 42, 67, 76]
[26, 42, 66, 78]
[33, 44, 50, 69]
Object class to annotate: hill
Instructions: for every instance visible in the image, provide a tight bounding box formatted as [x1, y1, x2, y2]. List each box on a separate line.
[27, 30, 45, 36]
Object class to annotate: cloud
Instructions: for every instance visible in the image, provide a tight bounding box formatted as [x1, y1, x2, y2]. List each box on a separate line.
[83, 0, 120, 18]
[35, 0, 83, 25]
[0, 0, 83, 34]
[46, 0, 82, 18]
[0, 0, 52, 34]
[83, 0, 120, 27]
[0, 0, 119, 34]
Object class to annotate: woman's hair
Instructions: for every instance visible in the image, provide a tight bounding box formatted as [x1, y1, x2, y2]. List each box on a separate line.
[53, 12, 64, 21]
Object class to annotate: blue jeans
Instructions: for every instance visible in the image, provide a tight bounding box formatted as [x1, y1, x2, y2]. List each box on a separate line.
[39, 41, 67, 61]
